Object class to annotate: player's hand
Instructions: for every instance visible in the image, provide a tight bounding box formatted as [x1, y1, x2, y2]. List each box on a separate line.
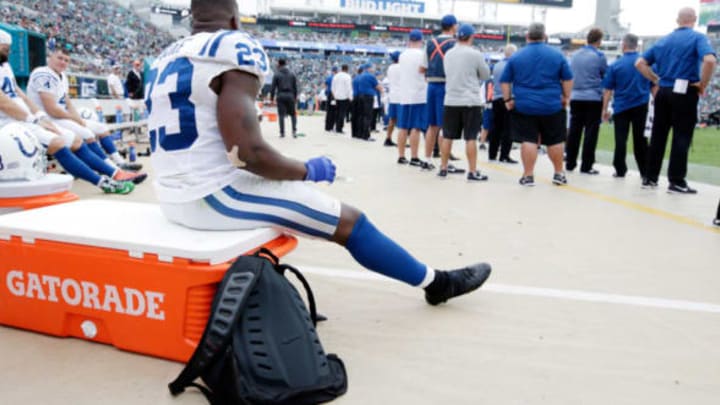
[651, 84, 659, 98]
[561, 96, 569, 108]
[304, 157, 336, 183]
[602, 111, 611, 122]
[691, 82, 706, 96]
[39, 119, 60, 135]
[504, 100, 515, 111]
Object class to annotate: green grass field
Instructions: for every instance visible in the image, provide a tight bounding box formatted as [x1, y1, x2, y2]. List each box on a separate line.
[597, 124, 720, 168]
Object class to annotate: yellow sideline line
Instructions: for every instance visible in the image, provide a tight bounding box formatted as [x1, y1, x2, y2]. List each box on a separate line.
[479, 162, 720, 234]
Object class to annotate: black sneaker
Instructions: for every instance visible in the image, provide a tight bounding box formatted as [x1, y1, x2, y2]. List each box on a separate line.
[384, 139, 397, 147]
[437, 169, 448, 178]
[479, 143, 487, 150]
[424, 263, 492, 306]
[519, 176, 535, 187]
[467, 171, 489, 181]
[581, 169, 600, 175]
[552, 173, 568, 186]
[668, 183, 697, 194]
[421, 161, 435, 171]
[714, 218, 720, 227]
[641, 178, 658, 189]
[499, 157, 518, 164]
[397, 157, 409, 165]
[449, 154, 461, 161]
[613, 172, 626, 178]
[447, 164, 466, 174]
[119, 162, 143, 171]
[409, 158, 423, 167]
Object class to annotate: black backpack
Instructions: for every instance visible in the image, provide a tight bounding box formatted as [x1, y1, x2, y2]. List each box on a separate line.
[169, 249, 348, 405]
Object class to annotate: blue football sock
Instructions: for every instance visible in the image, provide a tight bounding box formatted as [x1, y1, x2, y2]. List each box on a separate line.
[74, 144, 116, 177]
[87, 141, 108, 160]
[345, 214, 429, 286]
[99, 136, 118, 155]
[53, 147, 102, 185]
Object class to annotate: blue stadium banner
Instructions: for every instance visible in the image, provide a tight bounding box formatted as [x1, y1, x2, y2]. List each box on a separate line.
[340, 0, 425, 15]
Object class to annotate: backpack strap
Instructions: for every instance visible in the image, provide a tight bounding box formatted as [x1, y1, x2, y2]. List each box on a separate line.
[168, 256, 264, 396]
[277, 263, 319, 327]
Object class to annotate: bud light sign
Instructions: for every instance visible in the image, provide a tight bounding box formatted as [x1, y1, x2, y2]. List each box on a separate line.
[340, 0, 425, 15]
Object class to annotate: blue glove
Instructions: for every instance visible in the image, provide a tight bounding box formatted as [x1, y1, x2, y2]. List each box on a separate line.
[304, 157, 336, 183]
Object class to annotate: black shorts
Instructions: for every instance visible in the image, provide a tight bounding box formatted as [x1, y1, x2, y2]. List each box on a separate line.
[510, 110, 567, 146]
[443, 106, 482, 140]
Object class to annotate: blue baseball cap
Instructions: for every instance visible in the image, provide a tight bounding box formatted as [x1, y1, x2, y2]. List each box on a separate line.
[409, 29, 423, 42]
[457, 24, 475, 40]
[390, 51, 401, 62]
[331, 65, 339, 72]
[441, 15, 457, 29]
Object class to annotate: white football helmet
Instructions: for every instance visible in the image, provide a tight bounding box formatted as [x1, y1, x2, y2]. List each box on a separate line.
[77, 107, 99, 122]
[0, 122, 46, 181]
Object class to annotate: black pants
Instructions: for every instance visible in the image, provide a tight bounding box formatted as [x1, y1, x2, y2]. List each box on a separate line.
[334, 99, 350, 132]
[716, 199, 720, 221]
[371, 107, 382, 132]
[276, 94, 297, 136]
[647, 87, 698, 185]
[488, 99, 513, 160]
[566, 100, 602, 172]
[357, 95, 375, 139]
[613, 104, 649, 177]
[325, 96, 336, 131]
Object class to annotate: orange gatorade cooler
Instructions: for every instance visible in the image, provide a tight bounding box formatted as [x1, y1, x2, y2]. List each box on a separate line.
[0, 173, 79, 215]
[0, 199, 297, 362]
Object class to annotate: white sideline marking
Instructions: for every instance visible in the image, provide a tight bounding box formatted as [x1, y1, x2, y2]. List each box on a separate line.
[300, 266, 720, 314]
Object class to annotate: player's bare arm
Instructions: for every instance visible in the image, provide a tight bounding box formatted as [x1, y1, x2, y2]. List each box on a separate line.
[38, 92, 76, 122]
[64, 98, 86, 126]
[0, 91, 33, 121]
[213, 69, 307, 181]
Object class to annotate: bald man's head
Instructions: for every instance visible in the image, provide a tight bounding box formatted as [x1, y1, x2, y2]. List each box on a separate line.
[191, 0, 239, 32]
[677, 7, 697, 27]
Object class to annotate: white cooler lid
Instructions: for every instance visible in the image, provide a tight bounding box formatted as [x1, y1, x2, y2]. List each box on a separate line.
[0, 173, 74, 198]
[0, 199, 282, 264]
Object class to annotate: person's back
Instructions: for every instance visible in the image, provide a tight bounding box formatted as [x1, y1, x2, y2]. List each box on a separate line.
[397, 48, 426, 106]
[273, 66, 296, 98]
[146, 30, 270, 203]
[386, 63, 401, 105]
[570, 46, 606, 101]
[604, 52, 650, 114]
[443, 45, 489, 107]
[504, 43, 568, 115]
[644, 27, 713, 87]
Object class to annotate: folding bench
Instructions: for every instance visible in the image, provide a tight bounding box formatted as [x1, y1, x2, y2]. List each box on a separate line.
[0, 173, 79, 215]
[0, 199, 297, 362]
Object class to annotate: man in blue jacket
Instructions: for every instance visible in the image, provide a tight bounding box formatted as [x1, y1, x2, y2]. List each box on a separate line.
[602, 33, 652, 179]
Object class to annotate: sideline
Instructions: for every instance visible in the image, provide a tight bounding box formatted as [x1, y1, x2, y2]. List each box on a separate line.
[479, 162, 720, 234]
[300, 266, 720, 315]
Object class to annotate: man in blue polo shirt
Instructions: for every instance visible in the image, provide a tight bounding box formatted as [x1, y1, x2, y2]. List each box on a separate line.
[355, 64, 383, 141]
[501, 22, 573, 187]
[421, 14, 457, 164]
[566, 28, 607, 175]
[635, 7, 717, 194]
[602, 33, 653, 179]
[324, 66, 338, 132]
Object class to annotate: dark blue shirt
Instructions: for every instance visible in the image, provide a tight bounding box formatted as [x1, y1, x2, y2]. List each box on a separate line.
[424, 35, 456, 81]
[501, 42, 573, 115]
[570, 45, 607, 101]
[642, 27, 715, 87]
[355, 72, 379, 96]
[325, 75, 334, 97]
[602, 52, 651, 114]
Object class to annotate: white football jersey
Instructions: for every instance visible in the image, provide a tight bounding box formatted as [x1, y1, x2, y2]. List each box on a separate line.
[27, 66, 69, 112]
[146, 30, 270, 203]
[386, 63, 402, 104]
[0, 62, 31, 127]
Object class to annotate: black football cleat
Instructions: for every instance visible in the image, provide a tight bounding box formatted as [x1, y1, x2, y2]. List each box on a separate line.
[424, 263, 491, 306]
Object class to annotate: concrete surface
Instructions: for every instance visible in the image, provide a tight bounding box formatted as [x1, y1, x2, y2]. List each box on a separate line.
[1, 115, 719, 405]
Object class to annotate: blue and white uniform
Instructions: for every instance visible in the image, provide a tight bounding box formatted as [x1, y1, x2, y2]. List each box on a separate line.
[27, 66, 110, 139]
[146, 30, 341, 238]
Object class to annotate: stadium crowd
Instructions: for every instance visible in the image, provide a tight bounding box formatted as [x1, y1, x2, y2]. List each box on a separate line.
[1, 0, 174, 75]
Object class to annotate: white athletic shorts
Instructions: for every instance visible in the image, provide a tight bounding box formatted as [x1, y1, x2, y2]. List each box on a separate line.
[160, 172, 342, 239]
[25, 122, 76, 148]
[53, 118, 110, 140]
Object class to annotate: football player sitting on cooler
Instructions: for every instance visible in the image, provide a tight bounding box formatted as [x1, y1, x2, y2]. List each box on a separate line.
[27, 47, 146, 183]
[0, 30, 135, 194]
[145, 0, 492, 305]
